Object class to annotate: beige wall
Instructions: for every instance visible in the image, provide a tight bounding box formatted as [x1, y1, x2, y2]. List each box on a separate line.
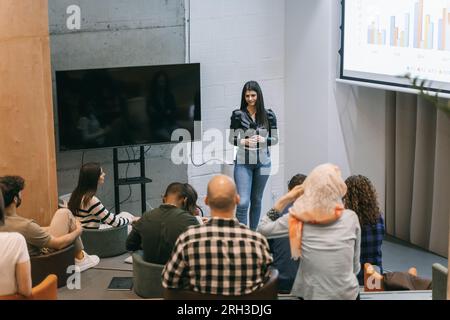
[0, 0, 57, 225]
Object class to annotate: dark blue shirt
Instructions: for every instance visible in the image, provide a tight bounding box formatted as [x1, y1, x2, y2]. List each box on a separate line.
[268, 237, 299, 293]
[357, 215, 385, 284]
[267, 205, 299, 293]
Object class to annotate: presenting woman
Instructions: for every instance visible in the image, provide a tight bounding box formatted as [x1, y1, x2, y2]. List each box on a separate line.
[229, 81, 278, 230]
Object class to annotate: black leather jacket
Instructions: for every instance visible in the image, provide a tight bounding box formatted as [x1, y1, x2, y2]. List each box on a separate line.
[228, 108, 278, 164]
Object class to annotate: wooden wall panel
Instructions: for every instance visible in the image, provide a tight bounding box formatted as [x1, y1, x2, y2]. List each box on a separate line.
[0, 0, 57, 225]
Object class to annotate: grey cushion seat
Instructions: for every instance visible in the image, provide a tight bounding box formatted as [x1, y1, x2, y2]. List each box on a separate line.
[30, 244, 75, 288]
[432, 263, 448, 300]
[80, 224, 128, 258]
[132, 251, 164, 298]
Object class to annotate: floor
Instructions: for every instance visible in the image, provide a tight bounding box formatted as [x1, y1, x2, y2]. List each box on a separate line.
[58, 253, 140, 300]
[58, 237, 448, 300]
[382, 235, 448, 279]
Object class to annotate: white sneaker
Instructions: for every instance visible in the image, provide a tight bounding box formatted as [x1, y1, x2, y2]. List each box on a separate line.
[124, 255, 133, 264]
[75, 251, 100, 272]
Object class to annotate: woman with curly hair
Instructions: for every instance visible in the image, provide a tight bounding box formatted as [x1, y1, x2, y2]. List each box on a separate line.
[343, 175, 385, 285]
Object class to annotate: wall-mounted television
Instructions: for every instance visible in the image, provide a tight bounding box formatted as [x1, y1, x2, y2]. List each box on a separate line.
[55, 63, 201, 151]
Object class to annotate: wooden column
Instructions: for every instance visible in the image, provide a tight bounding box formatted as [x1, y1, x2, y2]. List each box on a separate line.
[0, 0, 57, 225]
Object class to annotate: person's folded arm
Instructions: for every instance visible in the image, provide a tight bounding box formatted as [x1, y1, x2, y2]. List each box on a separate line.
[229, 111, 247, 147]
[257, 186, 303, 238]
[46, 221, 82, 250]
[15, 236, 32, 297]
[90, 197, 131, 227]
[228, 128, 240, 146]
[257, 213, 289, 238]
[27, 220, 80, 252]
[16, 260, 32, 297]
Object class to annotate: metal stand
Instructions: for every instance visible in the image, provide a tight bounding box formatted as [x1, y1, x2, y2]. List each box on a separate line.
[113, 146, 152, 214]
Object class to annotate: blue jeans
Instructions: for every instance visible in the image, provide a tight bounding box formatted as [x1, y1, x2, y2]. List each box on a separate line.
[234, 161, 271, 230]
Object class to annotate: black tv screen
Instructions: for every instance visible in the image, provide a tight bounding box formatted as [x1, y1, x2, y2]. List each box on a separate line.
[55, 63, 201, 151]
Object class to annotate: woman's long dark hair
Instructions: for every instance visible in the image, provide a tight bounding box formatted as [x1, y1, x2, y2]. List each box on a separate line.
[182, 183, 200, 216]
[240, 81, 269, 128]
[343, 175, 381, 226]
[68, 162, 102, 215]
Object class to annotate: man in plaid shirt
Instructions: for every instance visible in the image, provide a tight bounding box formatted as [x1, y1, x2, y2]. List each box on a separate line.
[162, 175, 273, 296]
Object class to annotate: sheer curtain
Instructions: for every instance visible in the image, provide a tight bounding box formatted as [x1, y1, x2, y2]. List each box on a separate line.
[385, 91, 450, 258]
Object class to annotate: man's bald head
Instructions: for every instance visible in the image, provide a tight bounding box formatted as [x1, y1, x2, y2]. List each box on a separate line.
[206, 175, 239, 216]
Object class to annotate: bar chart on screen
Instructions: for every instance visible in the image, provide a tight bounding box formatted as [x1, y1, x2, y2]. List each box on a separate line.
[343, 0, 450, 90]
[364, 0, 450, 50]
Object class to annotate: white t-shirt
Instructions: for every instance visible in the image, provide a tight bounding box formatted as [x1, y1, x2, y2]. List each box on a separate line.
[0, 232, 30, 296]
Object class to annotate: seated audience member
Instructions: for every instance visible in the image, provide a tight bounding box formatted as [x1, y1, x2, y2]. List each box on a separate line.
[162, 175, 273, 296]
[289, 164, 361, 299]
[364, 263, 431, 291]
[0, 176, 99, 272]
[126, 182, 200, 264]
[260, 164, 360, 300]
[257, 174, 306, 293]
[343, 175, 385, 285]
[0, 184, 32, 297]
[68, 162, 137, 229]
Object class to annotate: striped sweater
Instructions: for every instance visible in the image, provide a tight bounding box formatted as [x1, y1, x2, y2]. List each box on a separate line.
[75, 196, 131, 229]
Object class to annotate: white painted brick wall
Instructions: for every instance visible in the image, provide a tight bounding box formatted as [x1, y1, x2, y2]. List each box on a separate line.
[189, 0, 286, 216]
